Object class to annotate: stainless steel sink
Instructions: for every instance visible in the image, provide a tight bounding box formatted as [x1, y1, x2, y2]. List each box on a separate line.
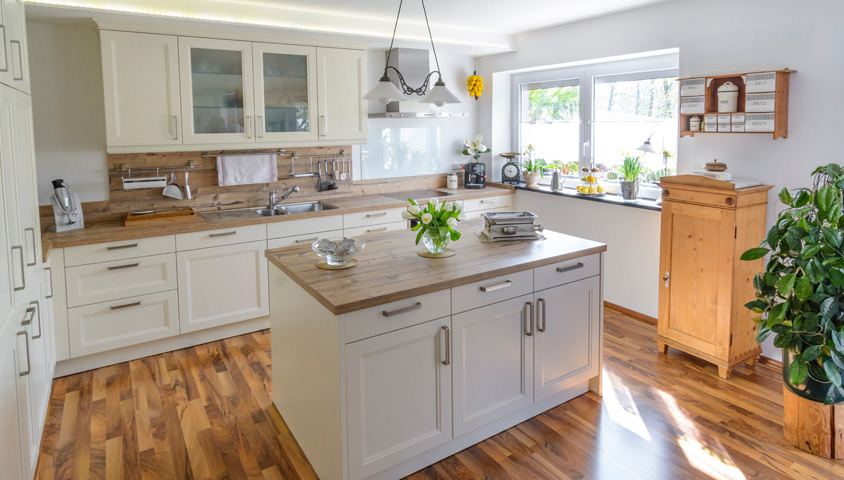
[277, 201, 339, 215]
[254, 208, 286, 217]
[384, 189, 455, 201]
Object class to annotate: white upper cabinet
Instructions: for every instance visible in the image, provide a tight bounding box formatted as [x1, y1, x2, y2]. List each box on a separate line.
[253, 43, 318, 143]
[100, 31, 181, 147]
[179, 37, 255, 145]
[316, 48, 367, 143]
[0, 0, 30, 94]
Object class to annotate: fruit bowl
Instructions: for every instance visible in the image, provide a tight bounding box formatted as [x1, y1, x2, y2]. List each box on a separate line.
[312, 238, 365, 266]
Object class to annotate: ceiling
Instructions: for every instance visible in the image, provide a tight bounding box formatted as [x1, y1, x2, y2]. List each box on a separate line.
[24, 0, 675, 55]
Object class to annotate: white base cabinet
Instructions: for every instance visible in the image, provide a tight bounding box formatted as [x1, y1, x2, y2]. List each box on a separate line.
[0, 314, 25, 480]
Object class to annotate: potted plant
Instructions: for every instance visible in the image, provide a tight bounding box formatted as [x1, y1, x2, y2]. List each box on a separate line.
[402, 198, 465, 256]
[741, 164, 844, 405]
[619, 153, 644, 200]
[522, 158, 548, 188]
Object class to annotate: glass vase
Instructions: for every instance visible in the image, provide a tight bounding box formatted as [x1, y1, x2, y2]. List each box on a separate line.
[422, 229, 450, 255]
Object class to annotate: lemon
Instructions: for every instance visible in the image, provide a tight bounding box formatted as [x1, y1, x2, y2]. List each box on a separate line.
[597, 186, 605, 193]
[586, 175, 596, 183]
[588, 186, 598, 194]
[576, 186, 584, 193]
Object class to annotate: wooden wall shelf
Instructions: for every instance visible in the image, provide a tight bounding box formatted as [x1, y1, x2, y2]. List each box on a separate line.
[678, 69, 795, 139]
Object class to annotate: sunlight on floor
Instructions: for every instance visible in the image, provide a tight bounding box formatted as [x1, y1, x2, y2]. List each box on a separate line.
[602, 368, 652, 441]
[657, 390, 747, 480]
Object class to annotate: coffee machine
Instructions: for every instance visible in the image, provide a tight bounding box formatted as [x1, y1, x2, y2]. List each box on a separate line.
[463, 162, 486, 189]
[51, 179, 84, 232]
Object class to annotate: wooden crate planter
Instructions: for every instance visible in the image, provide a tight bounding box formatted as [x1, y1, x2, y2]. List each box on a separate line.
[783, 386, 844, 459]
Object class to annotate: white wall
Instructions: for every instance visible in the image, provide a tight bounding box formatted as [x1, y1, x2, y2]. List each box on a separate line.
[28, 23, 109, 204]
[479, 0, 844, 360]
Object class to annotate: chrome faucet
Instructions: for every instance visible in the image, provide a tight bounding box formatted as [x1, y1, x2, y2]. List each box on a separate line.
[269, 186, 300, 208]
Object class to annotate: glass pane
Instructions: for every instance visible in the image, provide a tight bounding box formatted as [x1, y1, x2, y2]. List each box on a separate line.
[593, 76, 678, 181]
[190, 48, 244, 134]
[361, 127, 441, 180]
[518, 83, 580, 177]
[262, 52, 309, 133]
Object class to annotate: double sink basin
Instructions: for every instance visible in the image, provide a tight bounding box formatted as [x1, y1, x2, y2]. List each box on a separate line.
[253, 201, 338, 217]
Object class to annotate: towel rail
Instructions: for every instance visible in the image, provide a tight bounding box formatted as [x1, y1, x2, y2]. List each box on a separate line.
[114, 161, 197, 178]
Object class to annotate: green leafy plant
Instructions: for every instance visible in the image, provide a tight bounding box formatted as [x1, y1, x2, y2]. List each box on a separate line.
[741, 164, 844, 404]
[619, 153, 644, 182]
[522, 158, 549, 179]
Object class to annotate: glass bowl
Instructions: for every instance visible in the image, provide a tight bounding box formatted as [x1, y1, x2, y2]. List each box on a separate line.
[311, 238, 365, 266]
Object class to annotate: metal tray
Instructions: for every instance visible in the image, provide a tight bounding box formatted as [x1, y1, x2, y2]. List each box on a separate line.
[482, 211, 538, 225]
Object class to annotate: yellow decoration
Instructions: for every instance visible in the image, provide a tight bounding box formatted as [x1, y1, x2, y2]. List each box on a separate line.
[467, 71, 484, 100]
[588, 186, 598, 194]
[597, 185, 606, 194]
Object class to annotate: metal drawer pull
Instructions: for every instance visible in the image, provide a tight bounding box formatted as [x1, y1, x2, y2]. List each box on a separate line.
[17, 331, 30, 377]
[367, 227, 388, 233]
[31, 301, 42, 340]
[441, 326, 450, 366]
[382, 302, 422, 317]
[295, 237, 319, 244]
[25, 228, 36, 266]
[22, 306, 35, 326]
[107, 243, 138, 251]
[557, 262, 584, 273]
[172, 115, 179, 140]
[12, 245, 24, 291]
[479, 199, 495, 204]
[537, 298, 547, 333]
[108, 262, 140, 271]
[110, 301, 141, 311]
[480, 280, 512, 293]
[366, 212, 388, 218]
[524, 301, 533, 336]
[45, 267, 53, 298]
[209, 231, 237, 238]
[257, 115, 264, 138]
[246, 115, 252, 138]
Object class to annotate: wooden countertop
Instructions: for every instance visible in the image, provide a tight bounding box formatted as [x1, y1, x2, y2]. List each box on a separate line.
[40, 186, 513, 260]
[265, 221, 606, 315]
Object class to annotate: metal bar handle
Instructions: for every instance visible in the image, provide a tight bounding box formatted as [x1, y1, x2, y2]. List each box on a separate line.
[366, 212, 388, 218]
[108, 262, 140, 271]
[441, 326, 450, 366]
[31, 301, 41, 340]
[107, 243, 138, 251]
[320, 115, 327, 137]
[480, 280, 512, 293]
[11, 245, 24, 291]
[524, 301, 533, 336]
[17, 331, 30, 377]
[22, 306, 35, 326]
[45, 267, 53, 299]
[295, 237, 319, 244]
[24, 228, 36, 266]
[258, 115, 264, 138]
[172, 115, 179, 140]
[209, 231, 237, 238]
[557, 262, 584, 273]
[382, 302, 422, 317]
[537, 298, 546, 333]
[246, 115, 252, 138]
[110, 301, 141, 311]
[367, 227, 388, 233]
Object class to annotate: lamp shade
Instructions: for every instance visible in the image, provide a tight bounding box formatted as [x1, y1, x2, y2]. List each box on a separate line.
[363, 77, 407, 105]
[420, 79, 461, 107]
[636, 139, 658, 155]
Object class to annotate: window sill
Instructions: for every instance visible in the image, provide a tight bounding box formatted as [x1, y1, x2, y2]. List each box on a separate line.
[514, 184, 662, 212]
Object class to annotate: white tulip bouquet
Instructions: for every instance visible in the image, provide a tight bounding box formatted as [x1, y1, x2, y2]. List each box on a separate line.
[402, 198, 466, 254]
[462, 134, 490, 160]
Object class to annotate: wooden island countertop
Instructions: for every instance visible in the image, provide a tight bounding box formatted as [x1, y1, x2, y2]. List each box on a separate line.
[265, 221, 607, 315]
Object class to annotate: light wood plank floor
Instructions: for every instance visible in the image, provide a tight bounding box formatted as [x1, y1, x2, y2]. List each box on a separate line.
[34, 309, 844, 479]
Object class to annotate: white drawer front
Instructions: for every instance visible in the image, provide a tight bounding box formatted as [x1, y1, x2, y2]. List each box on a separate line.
[64, 235, 175, 267]
[344, 221, 407, 238]
[267, 230, 343, 250]
[466, 207, 508, 220]
[266, 215, 343, 239]
[67, 290, 179, 357]
[534, 254, 600, 292]
[176, 224, 266, 251]
[66, 253, 177, 308]
[345, 290, 451, 343]
[462, 195, 512, 212]
[451, 269, 534, 314]
[343, 207, 407, 229]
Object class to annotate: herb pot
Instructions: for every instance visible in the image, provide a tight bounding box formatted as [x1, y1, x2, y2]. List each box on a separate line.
[422, 229, 450, 255]
[783, 349, 844, 404]
[524, 171, 541, 188]
[619, 180, 639, 200]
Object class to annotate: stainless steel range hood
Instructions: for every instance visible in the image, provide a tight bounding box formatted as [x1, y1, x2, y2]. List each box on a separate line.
[368, 48, 467, 119]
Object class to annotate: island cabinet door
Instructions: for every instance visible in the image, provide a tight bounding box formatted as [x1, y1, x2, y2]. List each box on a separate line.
[345, 318, 452, 480]
[452, 294, 534, 437]
[534, 276, 600, 402]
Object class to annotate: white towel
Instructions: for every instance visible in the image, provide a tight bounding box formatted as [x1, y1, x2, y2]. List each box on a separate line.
[217, 155, 278, 186]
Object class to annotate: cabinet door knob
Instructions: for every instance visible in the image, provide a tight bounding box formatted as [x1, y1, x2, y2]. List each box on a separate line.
[663, 271, 670, 288]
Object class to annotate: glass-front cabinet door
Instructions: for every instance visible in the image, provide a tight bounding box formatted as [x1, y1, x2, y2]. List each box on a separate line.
[179, 37, 255, 144]
[253, 43, 317, 142]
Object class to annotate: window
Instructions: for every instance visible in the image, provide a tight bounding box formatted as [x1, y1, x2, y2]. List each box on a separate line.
[513, 54, 679, 188]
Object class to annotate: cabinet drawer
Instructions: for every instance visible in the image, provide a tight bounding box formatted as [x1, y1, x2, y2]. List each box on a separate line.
[266, 215, 343, 239]
[64, 235, 175, 267]
[452, 269, 533, 314]
[534, 254, 600, 291]
[267, 230, 343, 250]
[176, 224, 266, 251]
[344, 221, 406, 237]
[65, 253, 177, 308]
[343, 207, 406, 229]
[463, 195, 512, 212]
[345, 290, 450, 343]
[67, 290, 179, 357]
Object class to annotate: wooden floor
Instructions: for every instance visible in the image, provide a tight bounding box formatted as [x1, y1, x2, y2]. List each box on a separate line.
[33, 309, 844, 480]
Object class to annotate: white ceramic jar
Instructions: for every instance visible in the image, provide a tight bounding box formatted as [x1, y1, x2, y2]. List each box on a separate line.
[717, 82, 739, 113]
[447, 173, 458, 189]
[689, 116, 701, 131]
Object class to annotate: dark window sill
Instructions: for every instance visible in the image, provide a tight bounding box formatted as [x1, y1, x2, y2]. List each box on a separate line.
[514, 184, 662, 212]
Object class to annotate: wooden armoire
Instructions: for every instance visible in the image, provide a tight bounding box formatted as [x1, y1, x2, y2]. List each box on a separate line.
[656, 175, 772, 378]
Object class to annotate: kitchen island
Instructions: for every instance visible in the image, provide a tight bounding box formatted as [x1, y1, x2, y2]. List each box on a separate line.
[265, 224, 606, 480]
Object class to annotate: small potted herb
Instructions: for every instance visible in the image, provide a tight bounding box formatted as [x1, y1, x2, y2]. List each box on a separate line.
[619, 153, 644, 200]
[522, 158, 548, 188]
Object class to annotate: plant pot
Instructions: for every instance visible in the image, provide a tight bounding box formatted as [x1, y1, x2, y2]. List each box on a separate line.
[422, 229, 450, 255]
[619, 180, 639, 200]
[524, 171, 541, 188]
[782, 349, 844, 404]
